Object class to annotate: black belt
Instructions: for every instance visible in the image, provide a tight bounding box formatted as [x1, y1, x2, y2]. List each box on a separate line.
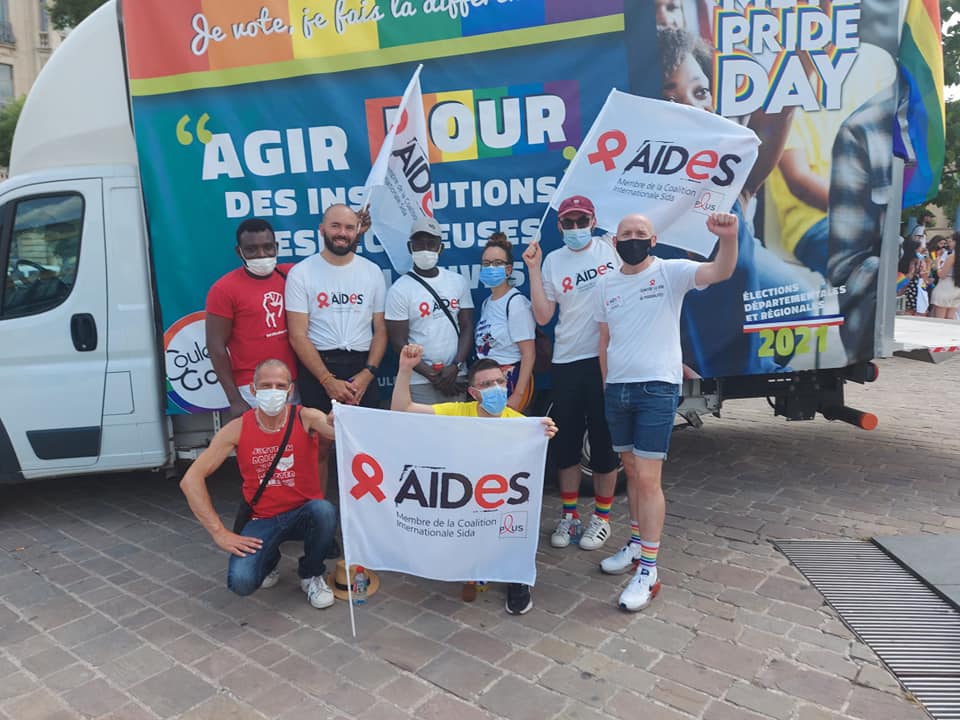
[319, 349, 368, 361]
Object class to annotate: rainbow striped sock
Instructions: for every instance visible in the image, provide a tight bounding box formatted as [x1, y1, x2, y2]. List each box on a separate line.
[640, 540, 660, 571]
[629, 521, 641, 546]
[561, 491, 578, 518]
[594, 494, 613, 521]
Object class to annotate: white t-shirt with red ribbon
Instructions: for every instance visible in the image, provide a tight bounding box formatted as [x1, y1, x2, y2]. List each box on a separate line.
[542, 238, 619, 364]
[285, 253, 386, 351]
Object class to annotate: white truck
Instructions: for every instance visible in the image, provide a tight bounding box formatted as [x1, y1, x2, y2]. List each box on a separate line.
[0, 0, 951, 483]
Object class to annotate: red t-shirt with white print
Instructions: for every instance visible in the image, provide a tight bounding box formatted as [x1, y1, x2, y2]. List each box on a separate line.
[205, 264, 298, 386]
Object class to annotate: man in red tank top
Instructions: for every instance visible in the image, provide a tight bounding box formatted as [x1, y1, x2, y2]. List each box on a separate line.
[180, 359, 339, 609]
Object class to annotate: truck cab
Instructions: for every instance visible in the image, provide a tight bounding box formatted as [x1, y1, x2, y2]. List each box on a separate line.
[0, 3, 167, 482]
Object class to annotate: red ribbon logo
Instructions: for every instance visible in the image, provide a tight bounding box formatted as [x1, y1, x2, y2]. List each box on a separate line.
[561, 277, 574, 293]
[350, 453, 385, 502]
[587, 130, 628, 172]
[419, 302, 431, 317]
[317, 292, 330, 309]
[649, 278, 657, 286]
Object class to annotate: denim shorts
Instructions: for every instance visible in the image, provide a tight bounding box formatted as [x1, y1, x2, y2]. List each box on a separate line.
[604, 381, 680, 460]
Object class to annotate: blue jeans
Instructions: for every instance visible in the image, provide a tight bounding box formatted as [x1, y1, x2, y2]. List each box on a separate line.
[227, 499, 337, 596]
[604, 382, 680, 460]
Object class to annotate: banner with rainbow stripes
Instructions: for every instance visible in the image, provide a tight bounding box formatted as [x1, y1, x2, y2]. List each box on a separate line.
[121, 1, 913, 413]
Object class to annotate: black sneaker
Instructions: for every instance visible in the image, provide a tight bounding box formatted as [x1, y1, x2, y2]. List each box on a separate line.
[505, 583, 533, 615]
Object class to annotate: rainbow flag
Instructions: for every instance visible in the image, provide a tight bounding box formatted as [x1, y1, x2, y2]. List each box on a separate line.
[894, 0, 946, 207]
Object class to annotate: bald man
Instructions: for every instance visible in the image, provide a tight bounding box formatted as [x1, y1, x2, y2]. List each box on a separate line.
[595, 211, 738, 611]
[285, 204, 387, 414]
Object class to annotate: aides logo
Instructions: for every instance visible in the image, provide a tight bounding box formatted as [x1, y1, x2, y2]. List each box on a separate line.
[348, 453, 531, 510]
[316, 291, 364, 309]
[366, 81, 581, 165]
[588, 130, 742, 187]
[561, 262, 615, 293]
[418, 297, 461, 317]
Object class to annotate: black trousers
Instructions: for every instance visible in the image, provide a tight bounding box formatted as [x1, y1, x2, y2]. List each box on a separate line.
[298, 350, 379, 412]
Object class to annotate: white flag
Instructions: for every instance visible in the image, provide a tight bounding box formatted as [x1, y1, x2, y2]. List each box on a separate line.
[334, 404, 547, 586]
[363, 65, 432, 274]
[552, 90, 760, 257]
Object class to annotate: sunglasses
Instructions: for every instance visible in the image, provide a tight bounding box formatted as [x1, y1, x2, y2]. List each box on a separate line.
[560, 215, 592, 230]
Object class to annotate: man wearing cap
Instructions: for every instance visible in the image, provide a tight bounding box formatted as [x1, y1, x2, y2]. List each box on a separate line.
[286, 204, 388, 412]
[522, 195, 621, 553]
[385, 217, 475, 403]
[179, 358, 338, 610]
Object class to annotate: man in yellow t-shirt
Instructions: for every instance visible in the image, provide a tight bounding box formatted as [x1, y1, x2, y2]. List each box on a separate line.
[391, 343, 557, 615]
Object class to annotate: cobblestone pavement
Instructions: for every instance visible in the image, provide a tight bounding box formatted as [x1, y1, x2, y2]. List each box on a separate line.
[1, 356, 957, 720]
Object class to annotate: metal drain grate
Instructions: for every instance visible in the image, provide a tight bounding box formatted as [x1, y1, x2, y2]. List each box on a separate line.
[775, 540, 960, 720]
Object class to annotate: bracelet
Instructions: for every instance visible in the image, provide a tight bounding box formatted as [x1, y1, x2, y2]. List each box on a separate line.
[364, 364, 379, 376]
[318, 372, 333, 386]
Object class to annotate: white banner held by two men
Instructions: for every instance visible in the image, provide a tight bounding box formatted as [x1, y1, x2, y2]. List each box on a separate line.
[552, 90, 760, 257]
[334, 404, 548, 587]
[362, 64, 433, 275]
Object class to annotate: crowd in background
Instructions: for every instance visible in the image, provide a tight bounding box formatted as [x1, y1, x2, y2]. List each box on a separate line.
[897, 225, 960, 320]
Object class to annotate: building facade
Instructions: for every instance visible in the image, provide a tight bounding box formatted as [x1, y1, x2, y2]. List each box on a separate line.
[0, 0, 63, 106]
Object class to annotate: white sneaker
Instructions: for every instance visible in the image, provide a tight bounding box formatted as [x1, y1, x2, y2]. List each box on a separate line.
[300, 576, 334, 609]
[600, 543, 643, 575]
[550, 513, 579, 548]
[618, 567, 661, 612]
[578, 515, 611, 551]
[259, 567, 280, 589]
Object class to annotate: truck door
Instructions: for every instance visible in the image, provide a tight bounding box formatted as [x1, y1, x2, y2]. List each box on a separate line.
[0, 180, 107, 480]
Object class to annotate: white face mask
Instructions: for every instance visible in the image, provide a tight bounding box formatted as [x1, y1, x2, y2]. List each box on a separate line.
[412, 250, 439, 270]
[245, 257, 277, 277]
[255, 388, 288, 416]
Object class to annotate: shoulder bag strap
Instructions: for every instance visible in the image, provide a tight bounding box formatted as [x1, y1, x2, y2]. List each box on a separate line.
[405, 271, 460, 337]
[249, 404, 297, 510]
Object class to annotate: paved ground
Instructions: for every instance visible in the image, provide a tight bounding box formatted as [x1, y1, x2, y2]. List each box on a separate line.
[1, 356, 957, 720]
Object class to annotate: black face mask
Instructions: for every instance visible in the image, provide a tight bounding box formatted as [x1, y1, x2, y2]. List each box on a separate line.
[616, 238, 652, 265]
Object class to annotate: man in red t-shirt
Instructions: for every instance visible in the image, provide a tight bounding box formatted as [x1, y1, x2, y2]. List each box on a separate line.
[180, 359, 339, 609]
[206, 219, 299, 419]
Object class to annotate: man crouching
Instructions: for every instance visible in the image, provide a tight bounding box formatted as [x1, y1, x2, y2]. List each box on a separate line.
[180, 358, 338, 609]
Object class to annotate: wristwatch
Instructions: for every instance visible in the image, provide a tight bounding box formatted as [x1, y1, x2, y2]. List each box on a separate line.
[364, 364, 379, 375]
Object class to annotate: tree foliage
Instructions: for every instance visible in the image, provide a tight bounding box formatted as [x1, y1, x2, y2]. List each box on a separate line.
[47, 0, 109, 32]
[0, 97, 26, 168]
[903, 0, 960, 227]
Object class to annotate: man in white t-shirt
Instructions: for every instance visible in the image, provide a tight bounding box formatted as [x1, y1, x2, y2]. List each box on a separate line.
[286, 204, 387, 414]
[386, 216, 475, 404]
[596, 211, 738, 612]
[523, 195, 621, 553]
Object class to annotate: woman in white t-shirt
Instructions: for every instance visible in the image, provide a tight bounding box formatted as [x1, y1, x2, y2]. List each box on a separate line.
[474, 233, 536, 411]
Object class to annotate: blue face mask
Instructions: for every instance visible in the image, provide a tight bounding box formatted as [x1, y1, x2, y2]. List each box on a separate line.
[562, 227, 592, 251]
[478, 384, 508, 415]
[479, 265, 507, 288]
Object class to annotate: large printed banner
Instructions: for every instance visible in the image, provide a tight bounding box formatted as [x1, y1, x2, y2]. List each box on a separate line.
[334, 404, 548, 585]
[553, 91, 759, 257]
[122, 1, 901, 413]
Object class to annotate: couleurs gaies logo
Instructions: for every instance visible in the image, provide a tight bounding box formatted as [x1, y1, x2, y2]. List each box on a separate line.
[365, 81, 582, 164]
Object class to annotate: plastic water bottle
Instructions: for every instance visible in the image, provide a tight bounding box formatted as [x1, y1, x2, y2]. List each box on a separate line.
[353, 566, 368, 605]
[570, 517, 584, 545]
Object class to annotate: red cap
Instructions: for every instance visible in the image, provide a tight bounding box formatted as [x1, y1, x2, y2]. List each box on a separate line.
[557, 195, 595, 218]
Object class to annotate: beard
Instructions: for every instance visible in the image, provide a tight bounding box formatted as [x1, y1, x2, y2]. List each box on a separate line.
[323, 233, 358, 256]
